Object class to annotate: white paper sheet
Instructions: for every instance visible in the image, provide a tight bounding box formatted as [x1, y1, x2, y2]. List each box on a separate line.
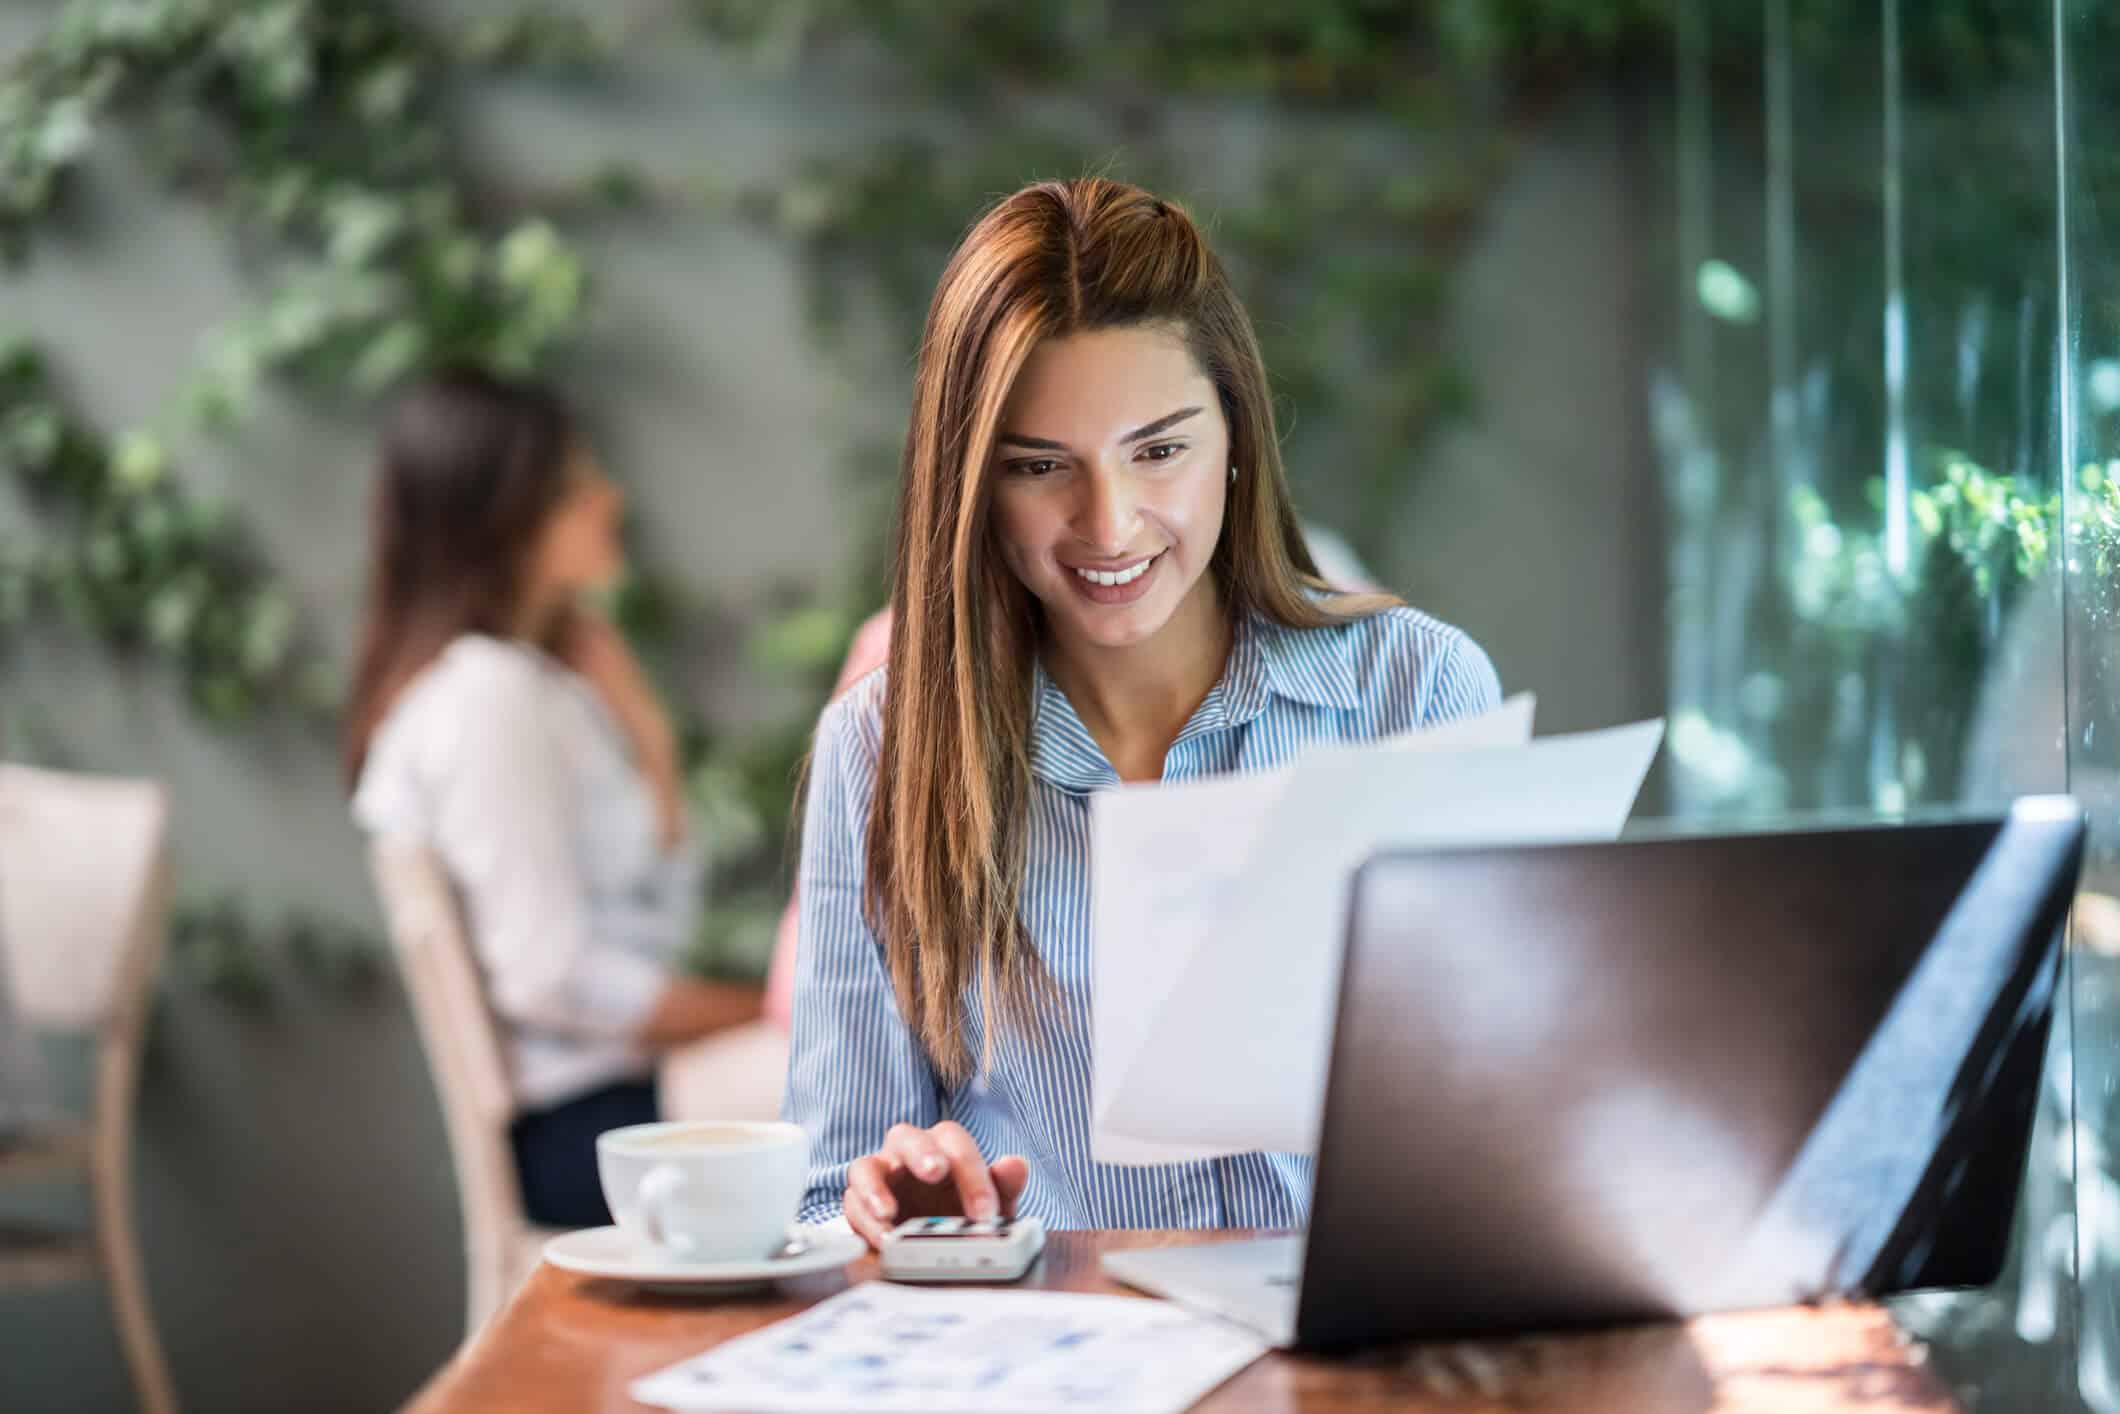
[1092, 714, 1664, 1162]
[1089, 695, 1537, 1166]
[628, 1282, 1268, 1413]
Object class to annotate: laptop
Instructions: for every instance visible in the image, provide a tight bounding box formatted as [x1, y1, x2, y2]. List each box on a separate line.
[1103, 797, 2085, 1349]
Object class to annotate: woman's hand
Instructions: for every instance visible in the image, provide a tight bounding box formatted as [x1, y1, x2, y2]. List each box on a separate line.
[556, 607, 687, 848]
[842, 1121, 1031, 1250]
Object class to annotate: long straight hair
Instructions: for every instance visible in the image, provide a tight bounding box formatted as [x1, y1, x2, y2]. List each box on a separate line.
[870, 177, 1395, 1083]
[342, 368, 577, 788]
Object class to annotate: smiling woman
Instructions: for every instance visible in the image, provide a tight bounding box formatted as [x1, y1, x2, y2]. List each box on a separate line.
[782, 177, 1503, 1248]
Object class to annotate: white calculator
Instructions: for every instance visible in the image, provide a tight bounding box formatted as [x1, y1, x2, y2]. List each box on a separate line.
[879, 1215, 1047, 1283]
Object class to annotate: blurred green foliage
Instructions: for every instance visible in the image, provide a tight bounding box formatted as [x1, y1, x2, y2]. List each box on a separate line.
[5, 0, 2106, 992]
[0, 0, 610, 994]
[0, 336, 327, 723]
[685, 0, 1686, 571]
[1648, 0, 2120, 819]
[0, 1, 601, 736]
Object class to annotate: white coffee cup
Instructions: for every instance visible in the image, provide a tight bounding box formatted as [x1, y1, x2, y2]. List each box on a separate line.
[596, 1120, 809, 1264]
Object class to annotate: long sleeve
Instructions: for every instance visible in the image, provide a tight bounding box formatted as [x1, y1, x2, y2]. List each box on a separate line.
[1423, 629, 1504, 726]
[781, 684, 942, 1223]
[421, 657, 668, 1040]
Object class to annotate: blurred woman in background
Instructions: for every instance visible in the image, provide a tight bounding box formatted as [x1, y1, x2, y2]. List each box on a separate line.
[346, 368, 759, 1228]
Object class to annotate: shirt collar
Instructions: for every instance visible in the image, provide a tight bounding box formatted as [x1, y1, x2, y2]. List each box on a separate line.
[1246, 610, 1363, 714]
[1027, 609, 1362, 793]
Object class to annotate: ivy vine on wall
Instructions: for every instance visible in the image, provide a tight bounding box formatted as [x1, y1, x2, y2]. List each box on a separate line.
[1, 0, 1680, 998]
[689, 0, 1675, 585]
[0, 0, 602, 994]
[0, 337, 323, 720]
[7, 0, 2102, 995]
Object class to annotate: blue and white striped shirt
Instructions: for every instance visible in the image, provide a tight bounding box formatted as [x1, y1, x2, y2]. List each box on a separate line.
[784, 604, 1502, 1228]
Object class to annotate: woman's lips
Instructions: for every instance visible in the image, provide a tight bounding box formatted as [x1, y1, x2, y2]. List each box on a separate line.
[1064, 550, 1165, 605]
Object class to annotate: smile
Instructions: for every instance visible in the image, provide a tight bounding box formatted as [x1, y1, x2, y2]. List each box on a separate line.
[1069, 553, 1160, 588]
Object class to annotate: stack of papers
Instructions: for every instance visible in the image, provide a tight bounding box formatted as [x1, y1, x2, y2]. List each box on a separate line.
[1091, 695, 1665, 1163]
[629, 1282, 1267, 1413]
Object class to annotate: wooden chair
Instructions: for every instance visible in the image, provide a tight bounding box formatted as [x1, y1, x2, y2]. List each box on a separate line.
[367, 840, 560, 1341]
[0, 764, 179, 1414]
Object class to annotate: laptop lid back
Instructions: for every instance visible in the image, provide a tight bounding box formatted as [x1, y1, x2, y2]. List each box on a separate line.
[1296, 799, 2083, 1349]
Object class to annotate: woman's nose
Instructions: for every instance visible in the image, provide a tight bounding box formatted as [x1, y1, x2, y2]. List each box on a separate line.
[1075, 465, 1138, 553]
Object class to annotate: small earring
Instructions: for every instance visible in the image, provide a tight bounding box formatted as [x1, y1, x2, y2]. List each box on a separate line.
[1228, 464, 1238, 484]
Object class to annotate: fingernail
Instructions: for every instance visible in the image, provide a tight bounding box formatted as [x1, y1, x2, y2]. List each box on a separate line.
[920, 1157, 945, 1179]
[868, 1193, 894, 1220]
[970, 1197, 996, 1220]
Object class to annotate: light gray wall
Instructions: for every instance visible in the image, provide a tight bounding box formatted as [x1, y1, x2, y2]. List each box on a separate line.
[1406, 91, 1663, 738]
[0, 14, 1653, 1408]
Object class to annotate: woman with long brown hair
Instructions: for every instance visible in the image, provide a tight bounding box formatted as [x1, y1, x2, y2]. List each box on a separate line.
[346, 368, 760, 1227]
[785, 178, 1501, 1246]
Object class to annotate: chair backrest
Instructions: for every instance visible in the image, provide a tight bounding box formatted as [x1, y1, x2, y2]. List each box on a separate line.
[0, 764, 171, 1038]
[367, 839, 530, 1309]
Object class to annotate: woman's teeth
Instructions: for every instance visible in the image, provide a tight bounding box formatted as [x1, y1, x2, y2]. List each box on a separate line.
[1073, 556, 1154, 587]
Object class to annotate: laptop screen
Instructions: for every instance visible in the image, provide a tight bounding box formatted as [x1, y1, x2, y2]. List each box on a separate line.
[1299, 801, 2081, 1345]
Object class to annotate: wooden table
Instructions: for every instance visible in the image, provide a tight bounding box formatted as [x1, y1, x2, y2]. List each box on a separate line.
[406, 1230, 1959, 1412]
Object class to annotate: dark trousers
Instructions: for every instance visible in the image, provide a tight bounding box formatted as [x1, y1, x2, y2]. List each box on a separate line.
[508, 1076, 660, 1228]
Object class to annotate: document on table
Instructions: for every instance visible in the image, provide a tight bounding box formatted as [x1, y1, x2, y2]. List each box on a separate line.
[1091, 704, 1664, 1163]
[628, 1282, 1268, 1413]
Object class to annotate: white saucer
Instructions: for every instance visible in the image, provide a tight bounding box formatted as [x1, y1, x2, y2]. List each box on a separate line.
[543, 1225, 865, 1290]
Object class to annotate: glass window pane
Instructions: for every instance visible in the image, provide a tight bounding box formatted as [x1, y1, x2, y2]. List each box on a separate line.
[1648, 2, 2074, 1402]
[2064, 2, 2120, 1408]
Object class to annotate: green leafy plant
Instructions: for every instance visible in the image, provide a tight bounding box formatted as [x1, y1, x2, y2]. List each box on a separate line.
[15, 0, 2107, 986]
[0, 1, 607, 991]
[1, 1, 604, 724]
[171, 891, 381, 1004]
[0, 1, 591, 393]
[687, 3, 1675, 583]
[0, 335, 327, 722]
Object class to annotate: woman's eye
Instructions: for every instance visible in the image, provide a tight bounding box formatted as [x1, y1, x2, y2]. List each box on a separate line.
[1137, 441, 1186, 463]
[1008, 458, 1062, 477]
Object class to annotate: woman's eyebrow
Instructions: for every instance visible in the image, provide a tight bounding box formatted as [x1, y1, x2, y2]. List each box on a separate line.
[997, 405, 1204, 452]
[1119, 406, 1203, 443]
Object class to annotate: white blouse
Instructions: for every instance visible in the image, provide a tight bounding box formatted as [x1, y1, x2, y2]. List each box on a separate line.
[353, 634, 702, 1110]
